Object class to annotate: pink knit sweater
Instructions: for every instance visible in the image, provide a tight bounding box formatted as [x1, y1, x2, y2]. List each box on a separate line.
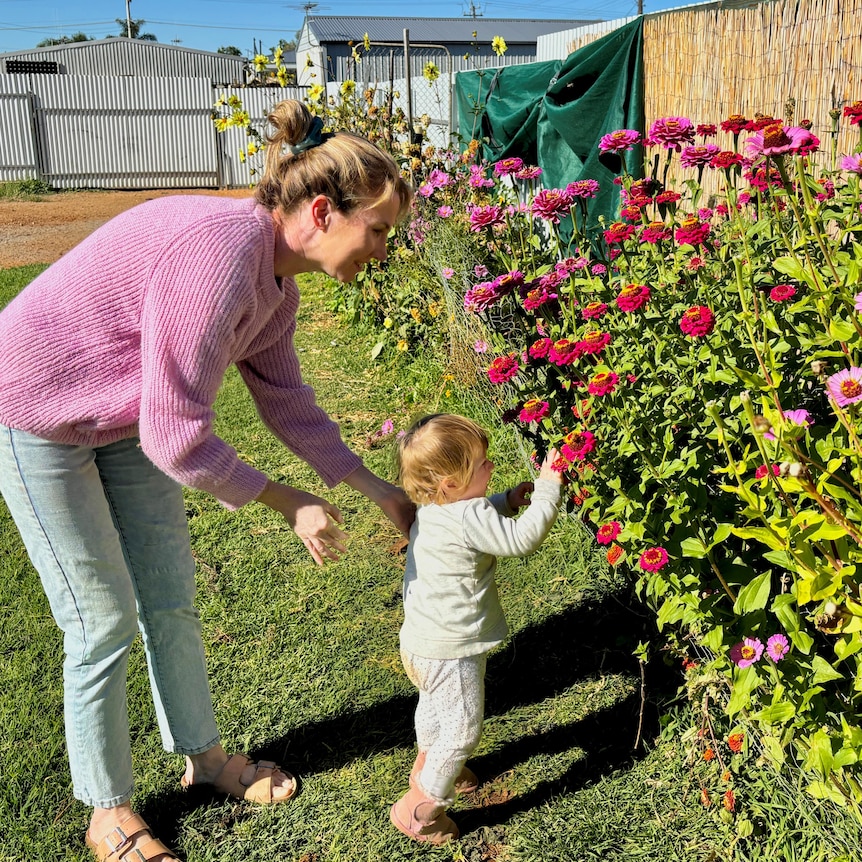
[0, 195, 362, 509]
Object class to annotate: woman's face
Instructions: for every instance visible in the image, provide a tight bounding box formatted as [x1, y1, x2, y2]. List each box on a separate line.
[323, 190, 401, 283]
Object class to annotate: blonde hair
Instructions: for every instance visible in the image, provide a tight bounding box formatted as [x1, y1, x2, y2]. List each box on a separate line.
[397, 414, 489, 505]
[254, 100, 412, 219]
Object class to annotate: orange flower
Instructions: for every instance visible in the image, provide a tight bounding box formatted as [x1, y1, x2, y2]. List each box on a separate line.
[727, 732, 744, 753]
[721, 770, 731, 782]
[700, 788, 711, 807]
[606, 544, 624, 566]
[723, 789, 735, 812]
[703, 747, 716, 761]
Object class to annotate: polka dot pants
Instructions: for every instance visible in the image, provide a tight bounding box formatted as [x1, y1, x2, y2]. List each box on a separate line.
[400, 648, 487, 804]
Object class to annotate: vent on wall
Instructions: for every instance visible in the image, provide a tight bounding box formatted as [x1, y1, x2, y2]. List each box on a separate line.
[5, 60, 60, 74]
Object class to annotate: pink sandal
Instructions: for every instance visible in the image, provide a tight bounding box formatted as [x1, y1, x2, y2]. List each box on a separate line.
[182, 753, 297, 804]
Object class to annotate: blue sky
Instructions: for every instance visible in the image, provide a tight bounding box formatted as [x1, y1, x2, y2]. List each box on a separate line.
[0, 0, 690, 56]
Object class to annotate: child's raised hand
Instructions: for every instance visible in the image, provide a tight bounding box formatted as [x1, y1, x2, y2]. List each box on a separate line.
[506, 481, 534, 510]
[539, 447, 564, 483]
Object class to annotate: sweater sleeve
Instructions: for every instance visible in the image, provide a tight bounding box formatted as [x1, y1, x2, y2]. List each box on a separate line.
[461, 478, 561, 557]
[137, 228, 271, 509]
[235, 312, 363, 489]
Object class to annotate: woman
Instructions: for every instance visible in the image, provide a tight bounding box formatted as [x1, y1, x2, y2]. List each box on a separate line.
[0, 100, 413, 862]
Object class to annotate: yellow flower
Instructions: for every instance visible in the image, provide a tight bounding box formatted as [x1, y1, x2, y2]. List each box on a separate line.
[383, 317, 394, 329]
[247, 142, 259, 155]
[273, 46, 284, 64]
[214, 117, 229, 132]
[305, 55, 314, 69]
[308, 84, 324, 102]
[233, 111, 250, 127]
[351, 46, 362, 63]
[227, 95, 242, 110]
[253, 54, 268, 71]
[428, 301, 441, 317]
[238, 148, 246, 163]
[410, 308, 422, 322]
[397, 339, 409, 352]
[363, 32, 371, 50]
[423, 61, 440, 84]
[340, 79, 356, 98]
[491, 35, 508, 56]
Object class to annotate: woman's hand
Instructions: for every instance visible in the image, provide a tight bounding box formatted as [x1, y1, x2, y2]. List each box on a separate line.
[256, 481, 347, 566]
[342, 465, 416, 537]
[507, 481, 534, 510]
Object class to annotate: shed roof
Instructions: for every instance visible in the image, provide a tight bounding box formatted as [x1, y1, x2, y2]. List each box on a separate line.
[0, 38, 242, 61]
[306, 16, 598, 44]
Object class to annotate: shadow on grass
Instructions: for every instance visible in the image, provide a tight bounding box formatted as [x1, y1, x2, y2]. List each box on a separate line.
[142, 592, 679, 843]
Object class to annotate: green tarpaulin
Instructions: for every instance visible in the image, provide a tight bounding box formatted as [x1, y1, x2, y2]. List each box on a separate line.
[455, 17, 645, 234]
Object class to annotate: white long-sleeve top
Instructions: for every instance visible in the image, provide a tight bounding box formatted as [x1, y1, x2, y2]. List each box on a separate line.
[400, 478, 561, 660]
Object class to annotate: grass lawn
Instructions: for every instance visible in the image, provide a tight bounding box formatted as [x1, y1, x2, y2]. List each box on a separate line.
[0, 265, 855, 862]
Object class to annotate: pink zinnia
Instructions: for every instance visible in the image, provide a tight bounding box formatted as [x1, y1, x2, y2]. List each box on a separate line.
[493, 270, 525, 295]
[522, 286, 558, 311]
[640, 221, 672, 244]
[549, 338, 580, 366]
[766, 633, 790, 662]
[493, 157, 525, 176]
[769, 283, 797, 302]
[528, 337, 552, 359]
[679, 305, 715, 337]
[561, 429, 596, 461]
[826, 366, 862, 407]
[487, 354, 519, 384]
[696, 123, 717, 137]
[437, 205, 453, 218]
[730, 637, 764, 669]
[587, 371, 619, 396]
[603, 222, 636, 244]
[638, 546, 669, 572]
[745, 122, 820, 158]
[577, 330, 612, 356]
[680, 144, 720, 167]
[598, 129, 640, 152]
[648, 116, 695, 151]
[675, 216, 711, 247]
[596, 521, 622, 545]
[464, 281, 502, 313]
[615, 283, 651, 312]
[518, 398, 549, 423]
[531, 188, 573, 223]
[841, 154, 862, 176]
[515, 165, 543, 180]
[567, 179, 601, 199]
[582, 301, 608, 320]
[655, 190, 681, 205]
[468, 204, 505, 231]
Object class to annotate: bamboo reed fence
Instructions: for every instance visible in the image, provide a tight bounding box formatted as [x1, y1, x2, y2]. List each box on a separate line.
[567, 0, 862, 198]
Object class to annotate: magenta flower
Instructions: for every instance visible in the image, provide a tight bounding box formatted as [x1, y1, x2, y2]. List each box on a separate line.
[680, 144, 720, 168]
[640, 222, 672, 244]
[493, 270, 525, 295]
[518, 398, 549, 423]
[638, 546, 669, 572]
[599, 129, 641, 153]
[582, 301, 608, 320]
[766, 633, 790, 662]
[754, 464, 780, 479]
[561, 429, 596, 461]
[730, 637, 764, 669]
[745, 123, 820, 158]
[474, 264, 489, 278]
[441, 267, 455, 279]
[487, 354, 519, 384]
[566, 179, 600, 199]
[603, 222, 637, 244]
[763, 409, 811, 441]
[615, 283, 651, 312]
[711, 150, 744, 170]
[522, 285, 558, 311]
[576, 330, 612, 356]
[515, 165, 543, 180]
[826, 367, 862, 407]
[675, 216, 711, 247]
[679, 306, 716, 337]
[855, 291, 862, 311]
[769, 283, 797, 302]
[648, 116, 695, 151]
[587, 371, 619, 396]
[841, 154, 862, 176]
[464, 281, 502, 313]
[549, 338, 580, 366]
[493, 157, 525, 176]
[437, 205, 453, 218]
[468, 204, 505, 231]
[528, 337, 552, 360]
[696, 123, 717, 137]
[531, 188, 574, 223]
[428, 169, 451, 188]
[596, 521, 622, 545]
[473, 340, 488, 353]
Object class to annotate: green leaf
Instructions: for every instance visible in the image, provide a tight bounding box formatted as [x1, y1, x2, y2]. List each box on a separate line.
[811, 654, 844, 683]
[680, 536, 707, 558]
[829, 317, 857, 343]
[370, 341, 385, 360]
[732, 526, 785, 551]
[733, 569, 772, 614]
[773, 256, 809, 282]
[750, 701, 796, 724]
[727, 665, 762, 715]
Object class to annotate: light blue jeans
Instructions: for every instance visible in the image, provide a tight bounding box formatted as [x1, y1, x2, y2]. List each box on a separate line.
[0, 424, 220, 808]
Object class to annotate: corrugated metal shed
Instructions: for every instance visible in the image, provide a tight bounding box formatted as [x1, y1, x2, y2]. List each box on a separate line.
[307, 16, 598, 45]
[0, 39, 245, 84]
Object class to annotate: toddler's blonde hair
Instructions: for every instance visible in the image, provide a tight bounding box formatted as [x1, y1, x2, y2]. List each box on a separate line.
[397, 414, 488, 505]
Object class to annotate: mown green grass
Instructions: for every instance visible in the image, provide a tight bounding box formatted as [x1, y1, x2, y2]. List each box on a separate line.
[0, 267, 858, 862]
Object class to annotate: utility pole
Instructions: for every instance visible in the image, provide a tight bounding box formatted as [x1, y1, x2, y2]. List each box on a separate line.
[638, 0, 644, 13]
[125, 0, 132, 39]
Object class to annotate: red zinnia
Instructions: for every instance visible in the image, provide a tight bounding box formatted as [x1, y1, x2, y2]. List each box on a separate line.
[487, 354, 519, 384]
[587, 371, 619, 397]
[518, 399, 549, 423]
[710, 150, 743, 170]
[576, 330, 612, 355]
[528, 338, 553, 360]
[675, 216, 711, 247]
[582, 301, 608, 320]
[769, 283, 796, 302]
[843, 101, 862, 126]
[721, 114, 749, 134]
[603, 221, 637, 244]
[596, 521, 622, 545]
[640, 221, 671, 244]
[549, 338, 580, 366]
[679, 306, 715, 337]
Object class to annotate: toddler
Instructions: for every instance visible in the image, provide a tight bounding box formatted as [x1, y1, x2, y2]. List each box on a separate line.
[390, 413, 562, 844]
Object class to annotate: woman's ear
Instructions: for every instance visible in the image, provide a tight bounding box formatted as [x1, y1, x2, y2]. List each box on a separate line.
[309, 194, 332, 229]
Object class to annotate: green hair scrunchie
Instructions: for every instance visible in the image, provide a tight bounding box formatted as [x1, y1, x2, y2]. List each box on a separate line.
[289, 115, 330, 155]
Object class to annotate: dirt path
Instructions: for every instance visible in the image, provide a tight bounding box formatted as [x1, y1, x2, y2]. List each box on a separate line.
[0, 189, 253, 268]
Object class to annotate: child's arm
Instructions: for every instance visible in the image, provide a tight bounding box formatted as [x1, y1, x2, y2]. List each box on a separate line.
[464, 449, 563, 557]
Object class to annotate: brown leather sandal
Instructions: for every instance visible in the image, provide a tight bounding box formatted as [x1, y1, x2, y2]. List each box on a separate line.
[85, 812, 180, 862]
[181, 753, 297, 804]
